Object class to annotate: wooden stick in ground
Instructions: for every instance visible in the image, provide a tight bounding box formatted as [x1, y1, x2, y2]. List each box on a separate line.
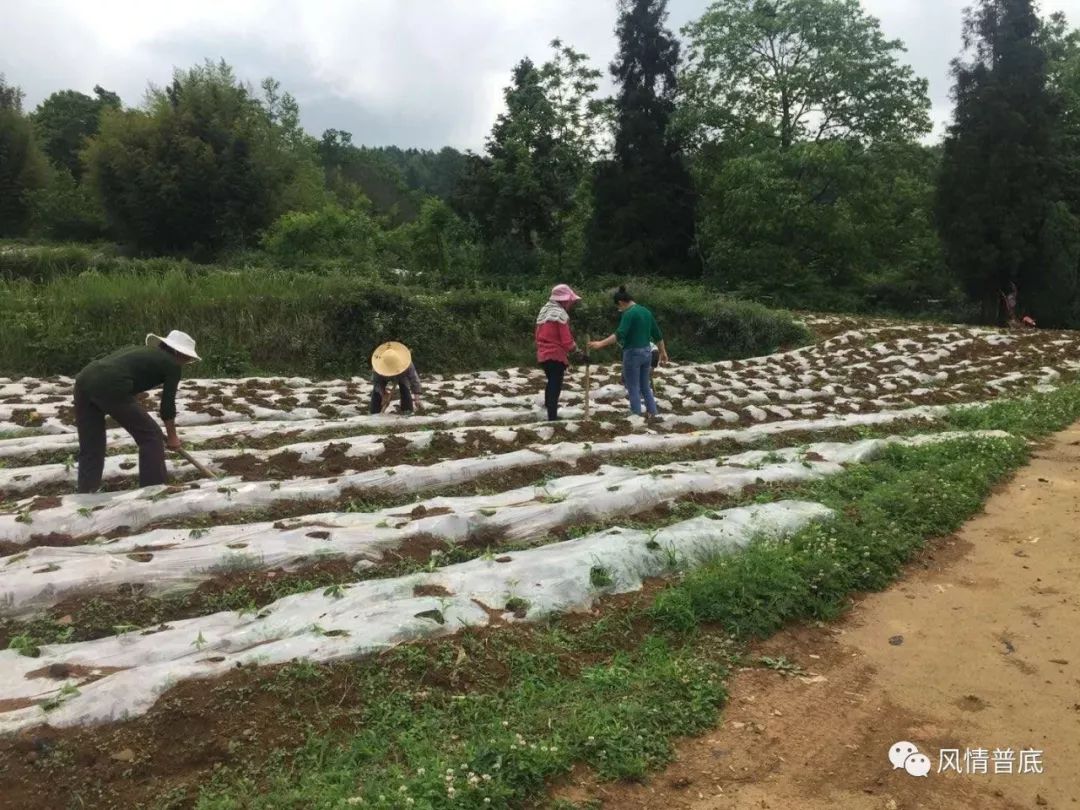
[173, 447, 220, 480]
[583, 335, 592, 421]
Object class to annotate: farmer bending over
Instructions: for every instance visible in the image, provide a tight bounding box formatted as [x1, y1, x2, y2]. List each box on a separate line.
[73, 330, 200, 493]
[371, 341, 422, 415]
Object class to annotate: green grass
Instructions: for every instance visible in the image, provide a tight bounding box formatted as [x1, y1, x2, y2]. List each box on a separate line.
[0, 265, 807, 377]
[188, 420, 1050, 809]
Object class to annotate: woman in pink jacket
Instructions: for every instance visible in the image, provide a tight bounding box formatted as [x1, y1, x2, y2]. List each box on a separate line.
[535, 284, 581, 421]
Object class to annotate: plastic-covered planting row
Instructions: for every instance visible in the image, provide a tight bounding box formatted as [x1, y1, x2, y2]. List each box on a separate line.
[6, 325, 1076, 421]
[0, 432, 1005, 618]
[0, 501, 831, 733]
[0, 407, 952, 545]
[4, 327, 1077, 440]
[0, 407, 547, 462]
[0, 411, 616, 494]
[0, 328, 1042, 413]
[2, 401, 835, 495]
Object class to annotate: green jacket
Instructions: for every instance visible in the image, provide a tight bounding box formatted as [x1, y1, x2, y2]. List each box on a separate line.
[615, 304, 663, 350]
[76, 346, 183, 421]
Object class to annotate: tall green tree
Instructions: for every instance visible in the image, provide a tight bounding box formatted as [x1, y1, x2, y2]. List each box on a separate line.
[453, 57, 560, 276]
[317, 130, 423, 223]
[0, 73, 24, 112]
[84, 60, 323, 254]
[682, 0, 935, 306]
[588, 0, 697, 279]
[937, 0, 1066, 323]
[32, 86, 121, 179]
[681, 0, 931, 149]
[485, 57, 560, 249]
[453, 41, 608, 276]
[0, 75, 48, 236]
[540, 39, 611, 273]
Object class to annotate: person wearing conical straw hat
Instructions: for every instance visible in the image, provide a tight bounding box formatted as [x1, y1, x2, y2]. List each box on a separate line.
[371, 341, 422, 415]
[72, 330, 201, 493]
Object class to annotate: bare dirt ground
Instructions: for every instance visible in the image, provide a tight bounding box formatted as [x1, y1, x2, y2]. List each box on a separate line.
[555, 426, 1080, 810]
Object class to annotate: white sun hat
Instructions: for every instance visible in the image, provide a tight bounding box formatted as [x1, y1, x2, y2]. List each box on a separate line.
[146, 330, 201, 361]
[371, 341, 412, 377]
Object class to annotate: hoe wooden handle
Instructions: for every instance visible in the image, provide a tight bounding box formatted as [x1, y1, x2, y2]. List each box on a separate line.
[173, 447, 220, 480]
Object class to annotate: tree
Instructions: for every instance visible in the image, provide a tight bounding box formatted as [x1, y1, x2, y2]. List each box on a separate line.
[0, 75, 48, 236]
[682, 0, 934, 305]
[451, 57, 560, 277]
[696, 140, 949, 308]
[937, 0, 1065, 323]
[485, 57, 561, 249]
[681, 0, 931, 150]
[32, 86, 121, 179]
[0, 73, 25, 112]
[26, 165, 108, 241]
[588, 0, 697, 279]
[454, 42, 608, 276]
[84, 60, 324, 254]
[317, 130, 423, 223]
[540, 40, 611, 272]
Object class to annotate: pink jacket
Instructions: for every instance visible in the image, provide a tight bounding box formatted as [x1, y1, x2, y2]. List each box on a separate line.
[536, 320, 576, 365]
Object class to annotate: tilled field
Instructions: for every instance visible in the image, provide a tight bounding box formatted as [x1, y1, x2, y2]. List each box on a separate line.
[1, 318, 1079, 805]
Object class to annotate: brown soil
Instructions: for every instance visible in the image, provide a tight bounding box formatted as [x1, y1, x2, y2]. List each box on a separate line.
[27, 496, 62, 512]
[554, 425, 1080, 810]
[0, 581, 671, 810]
[211, 420, 636, 482]
[10, 409, 46, 428]
[0, 480, 769, 649]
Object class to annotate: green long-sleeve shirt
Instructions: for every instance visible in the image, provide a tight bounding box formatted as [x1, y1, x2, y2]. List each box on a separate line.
[615, 304, 663, 350]
[76, 346, 183, 420]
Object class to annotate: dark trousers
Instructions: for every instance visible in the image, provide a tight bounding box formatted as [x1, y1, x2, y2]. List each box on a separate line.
[370, 381, 413, 414]
[541, 360, 566, 421]
[74, 384, 167, 494]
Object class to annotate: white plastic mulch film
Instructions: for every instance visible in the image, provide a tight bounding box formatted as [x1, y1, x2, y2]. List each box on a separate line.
[0, 318, 1076, 733]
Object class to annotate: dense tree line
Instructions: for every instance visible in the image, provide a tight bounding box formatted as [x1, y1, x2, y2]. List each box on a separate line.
[1, 0, 1079, 323]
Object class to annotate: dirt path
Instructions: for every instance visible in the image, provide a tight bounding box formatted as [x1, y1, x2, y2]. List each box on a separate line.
[556, 426, 1080, 810]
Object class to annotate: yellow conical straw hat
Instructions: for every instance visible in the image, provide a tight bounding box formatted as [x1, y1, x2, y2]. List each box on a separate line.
[371, 342, 412, 377]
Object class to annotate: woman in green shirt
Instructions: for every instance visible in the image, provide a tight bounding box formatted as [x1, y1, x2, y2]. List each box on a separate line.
[589, 287, 669, 417]
[73, 330, 200, 493]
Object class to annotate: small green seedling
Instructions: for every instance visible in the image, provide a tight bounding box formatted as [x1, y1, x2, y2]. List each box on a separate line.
[756, 655, 805, 676]
[504, 597, 530, 618]
[42, 682, 80, 712]
[589, 566, 614, 588]
[8, 634, 40, 658]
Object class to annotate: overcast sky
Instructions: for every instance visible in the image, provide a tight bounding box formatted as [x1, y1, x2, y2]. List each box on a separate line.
[3, 0, 1079, 150]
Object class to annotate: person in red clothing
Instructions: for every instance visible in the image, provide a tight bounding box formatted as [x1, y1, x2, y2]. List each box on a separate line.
[535, 284, 581, 421]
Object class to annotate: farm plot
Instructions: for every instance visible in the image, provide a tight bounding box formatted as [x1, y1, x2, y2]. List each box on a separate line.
[0, 323, 1078, 743]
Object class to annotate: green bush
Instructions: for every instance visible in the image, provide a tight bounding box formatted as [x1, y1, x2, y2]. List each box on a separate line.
[26, 168, 110, 242]
[261, 205, 384, 267]
[0, 242, 193, 282]
[0, 269, 808, 377]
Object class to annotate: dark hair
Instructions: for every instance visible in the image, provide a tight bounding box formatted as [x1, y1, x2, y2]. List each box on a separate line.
[613, 285, 632, 304]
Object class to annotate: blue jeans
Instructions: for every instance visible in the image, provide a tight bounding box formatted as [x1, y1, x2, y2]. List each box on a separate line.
[622, 347, 657, 416]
